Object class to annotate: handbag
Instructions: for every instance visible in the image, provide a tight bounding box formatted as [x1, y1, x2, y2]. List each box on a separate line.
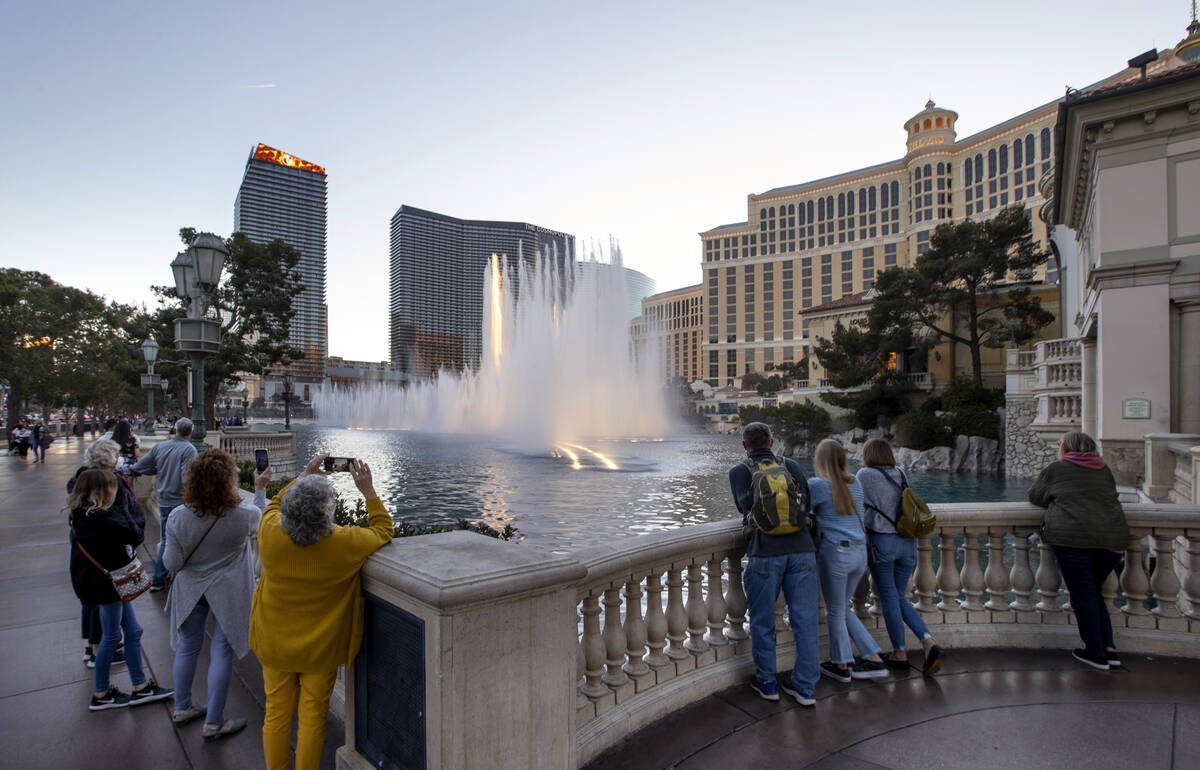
[72, 530, 151, 602]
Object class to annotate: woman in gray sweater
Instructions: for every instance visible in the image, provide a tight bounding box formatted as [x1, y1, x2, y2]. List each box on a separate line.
[1028, 431, 1129, 671]
[164, 449, 270, 740]
[857, 438, 943, 675]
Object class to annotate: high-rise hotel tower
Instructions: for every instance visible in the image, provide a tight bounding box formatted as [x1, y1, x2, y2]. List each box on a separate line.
[389, 205, 575, 378]
[234, 143, 328, 381]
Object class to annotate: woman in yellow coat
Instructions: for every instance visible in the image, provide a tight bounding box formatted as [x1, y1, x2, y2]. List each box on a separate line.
[250, 455, 393, 770]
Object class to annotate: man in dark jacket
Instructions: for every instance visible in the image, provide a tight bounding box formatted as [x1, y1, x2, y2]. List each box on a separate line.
[131, 418, 198, 590]
[728, 422, 819, 706]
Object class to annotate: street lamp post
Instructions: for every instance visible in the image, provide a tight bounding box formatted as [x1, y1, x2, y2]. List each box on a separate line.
[281, 372, 293, 431]
[171, 233, 227, 451]
[139, 338, 162, 435]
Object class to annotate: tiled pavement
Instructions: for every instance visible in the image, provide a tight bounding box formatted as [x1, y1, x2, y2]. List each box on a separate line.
[584, 647, 1200, 769]
[0, 437, 341, 769]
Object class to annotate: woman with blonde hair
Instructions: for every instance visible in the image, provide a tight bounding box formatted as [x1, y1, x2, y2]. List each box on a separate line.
[858, 437, 943, 674]
[67, 469, 172, 710]
[1028, 431, 1129, 670]
[163, 448, 271, 740]
[809, 439, 888, 682]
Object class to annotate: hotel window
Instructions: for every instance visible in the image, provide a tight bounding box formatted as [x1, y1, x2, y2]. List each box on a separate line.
[988, 148, 997, 178]
[1014, 138, 1023, 168]
[838, 193, 846, 218]
[1040, 128, 1051, 160]
[974, 154, 983, 182]
[999, 144, 1009, 174]
[885, 243, 897, 266]
[1025, 134, 1035, 168]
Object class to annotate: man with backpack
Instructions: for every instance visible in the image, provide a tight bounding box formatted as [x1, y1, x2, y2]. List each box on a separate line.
[728, 422, 819, 706]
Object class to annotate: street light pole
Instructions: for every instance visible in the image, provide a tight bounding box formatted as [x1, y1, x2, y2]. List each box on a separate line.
[171, 234, 227, 452]
[282, 372, 293, 431]
[139, 338, 161, 435]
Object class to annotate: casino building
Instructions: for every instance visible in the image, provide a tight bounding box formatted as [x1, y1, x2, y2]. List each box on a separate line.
[234, 143, 329, 386]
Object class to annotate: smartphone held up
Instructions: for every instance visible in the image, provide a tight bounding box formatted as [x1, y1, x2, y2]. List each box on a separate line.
[254, 449, 269, 473]
[323, 456, 355, 473]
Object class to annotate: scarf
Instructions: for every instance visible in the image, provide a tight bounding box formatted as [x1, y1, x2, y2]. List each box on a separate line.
[1062, 451, 1106, 470]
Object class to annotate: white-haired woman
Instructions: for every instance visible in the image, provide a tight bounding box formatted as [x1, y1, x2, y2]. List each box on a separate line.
[68, 439, 147, 668]
[250, 455, 393, 770]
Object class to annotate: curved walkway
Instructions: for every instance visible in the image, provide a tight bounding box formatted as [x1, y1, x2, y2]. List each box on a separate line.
[585, 648, 1200, 769]
[0, 436, 341, 769]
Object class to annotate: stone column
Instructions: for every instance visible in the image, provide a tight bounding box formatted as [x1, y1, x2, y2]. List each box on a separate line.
[1081, 336, 1097, 438]
[1179, 302, 1200, 435]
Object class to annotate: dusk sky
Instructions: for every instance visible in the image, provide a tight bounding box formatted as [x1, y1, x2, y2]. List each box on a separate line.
[1, 1, 1192, 362]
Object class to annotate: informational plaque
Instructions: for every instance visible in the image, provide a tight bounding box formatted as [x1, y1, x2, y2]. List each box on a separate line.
[1122, 398, 1151, 419]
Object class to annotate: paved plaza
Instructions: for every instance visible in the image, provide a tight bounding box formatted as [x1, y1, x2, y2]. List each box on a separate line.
[0, 439, 341, 769]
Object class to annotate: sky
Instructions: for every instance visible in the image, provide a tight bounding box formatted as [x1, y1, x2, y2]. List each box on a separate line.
[1, 0, 1194, 362]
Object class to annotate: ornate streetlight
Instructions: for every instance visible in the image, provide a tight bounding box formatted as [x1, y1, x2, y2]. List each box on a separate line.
[139, 337, 162, 435]
[281, 371, 294, 430]
[171, 233, 227, 450]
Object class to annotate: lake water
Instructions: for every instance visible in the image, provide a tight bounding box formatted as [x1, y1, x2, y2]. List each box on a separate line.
[293, 426, 1032, 552]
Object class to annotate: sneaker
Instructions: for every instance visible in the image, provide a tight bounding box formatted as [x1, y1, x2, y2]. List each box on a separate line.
[201, 718, 247, 742]
[111, 648, 126, 667]
[881, 652, 911, 671]
[84, 651, 95, 669]
[128, 681, 174, 706]
[172, 705, 207, 725]
[1105, 649, 1122, 668]
[149, 581, 167, 593]
[850, 660, 889, 679]
[820, 661, 852, 683]
[1072, 648, 1110, 671]
[81, 646, 92, 665]
[923, 645, 944, 676]
[750, 678, 779, 701]
[779, 681, 816, 707]
[89, 686, 132, 711]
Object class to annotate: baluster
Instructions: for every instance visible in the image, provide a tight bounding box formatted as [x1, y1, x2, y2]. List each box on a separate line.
[1121, 533, 1151, 616]
[601, 586, 629, 686]
[577, 630, 588, 708]
[960, 530, 985, 611]
[644, 569, 670, 667]
[936, 531, 962, 611]
[1035, 539, 1063, 611]
[1101, 570, 1119, 615]
[1186, 532, 1200, 620]
[623, 576, 650, 676]
[852, 573, 871, 618]
[723, 553, 748, 642]
[914, 534, 938, 611]
[1010, 530, 1035, 611]
[580, 594, 608, 698]
[684, 562, 709, 653]
[704, 556, 730, 647]
[984, 529, 1010, 611]
[1150, 531, 1183, 618]
[665, 566, 689, 660]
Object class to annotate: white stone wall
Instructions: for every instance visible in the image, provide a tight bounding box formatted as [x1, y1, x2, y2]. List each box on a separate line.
[1006, 395, 1058, 479]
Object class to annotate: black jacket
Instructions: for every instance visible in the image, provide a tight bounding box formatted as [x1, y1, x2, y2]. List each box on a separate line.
[67, 474, 147, 605]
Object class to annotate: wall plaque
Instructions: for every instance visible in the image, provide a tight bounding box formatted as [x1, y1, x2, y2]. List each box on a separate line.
[1122, 398, 1151, 419]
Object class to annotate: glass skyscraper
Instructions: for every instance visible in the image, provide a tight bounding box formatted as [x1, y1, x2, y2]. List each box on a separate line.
[389, 205, 575, 377]
[234, 143, 328, 380]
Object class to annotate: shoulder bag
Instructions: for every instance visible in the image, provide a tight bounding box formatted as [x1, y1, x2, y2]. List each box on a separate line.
[71, 525, 151, 602]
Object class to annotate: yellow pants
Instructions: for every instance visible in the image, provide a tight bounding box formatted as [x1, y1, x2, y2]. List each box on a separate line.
[261, 664, 339, 770]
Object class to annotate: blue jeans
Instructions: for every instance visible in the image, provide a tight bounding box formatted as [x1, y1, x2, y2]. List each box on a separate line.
[33, 439, 45, 461]
[1053, 545, 1121, 656]
[96, 601, 146, 693]
[173, 597, 233, 722]
[153, 503, 176, 583]
[818, 540, 881, 664]
[867, 533, 931, 651]
[743, 552, 819, 697]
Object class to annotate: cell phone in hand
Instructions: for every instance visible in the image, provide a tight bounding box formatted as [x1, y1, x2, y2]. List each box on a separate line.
[254, 449, 269, 473]
[323, 456, 354, 473]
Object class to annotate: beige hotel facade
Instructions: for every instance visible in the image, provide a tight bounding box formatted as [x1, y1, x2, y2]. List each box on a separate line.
[631, 283, 704, 384]
[696, 62, 1163, 388]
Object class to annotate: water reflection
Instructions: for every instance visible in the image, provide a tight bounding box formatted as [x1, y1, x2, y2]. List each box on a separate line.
[293, 427, 1032, 551]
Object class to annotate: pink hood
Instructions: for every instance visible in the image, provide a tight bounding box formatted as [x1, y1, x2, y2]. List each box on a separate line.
[1062, 451, 1106, 470]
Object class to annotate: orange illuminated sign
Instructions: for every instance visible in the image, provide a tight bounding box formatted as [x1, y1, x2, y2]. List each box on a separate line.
[252, 143, 325, 174]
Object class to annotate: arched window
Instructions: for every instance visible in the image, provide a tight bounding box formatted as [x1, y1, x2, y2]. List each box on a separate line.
[999, 144, 1008, 174]
[923, 163, 932, 178]
[974, 154, 983, 181]
[788, 204, 795, 215]
[838, 193, 845, 218]
[988, 148, 997, 178]
[890, 181, 899, 205]
[818, 198, 825, 220]
[760, 208, 766, 220]
[807, 200, 814, 223]
[881, 183, 889, 208]
[869, 186, 877, 211]
[915, 166, 922, 180]
[798, 204, 806, 226]
[965, 161, 973, 186]
[923, 118, 932, 129]
[859, 188, 867, 212]
[847, 191, 855, 216]
[827, 195, 834, 218]
[1014, 138, 1023, 168]
[1041, 128, 1051, 160]
[936, 162, 944, 175]
[1025, 134, 1035, 165]
[913, 123, 920, 134]
[935, 117, 943, 127]
[769, 206, 775, 218]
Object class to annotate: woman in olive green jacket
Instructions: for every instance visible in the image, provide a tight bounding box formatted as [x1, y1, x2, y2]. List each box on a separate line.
[1028, 431, 1130, 671]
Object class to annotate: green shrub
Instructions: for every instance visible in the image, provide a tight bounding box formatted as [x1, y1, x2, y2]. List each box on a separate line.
[918, 396, 942, 415]
[892, 411, 952, 450]
[949, 404, 1001, 441]
[940, 375, 1004, 411]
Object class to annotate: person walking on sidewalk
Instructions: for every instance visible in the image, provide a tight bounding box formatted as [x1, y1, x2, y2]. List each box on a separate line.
[131, 417, 197, 591]
[66, 469, 173, 711]
[857, 438, 944, 675]
[727, 422, 820, 707]
[1028, 431, 1130, 671]
[164, 449, 271, 740]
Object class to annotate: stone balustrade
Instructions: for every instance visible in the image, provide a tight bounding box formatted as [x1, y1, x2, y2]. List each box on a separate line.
[213, 429, 299, 475]
[339, 501, 1200, 770]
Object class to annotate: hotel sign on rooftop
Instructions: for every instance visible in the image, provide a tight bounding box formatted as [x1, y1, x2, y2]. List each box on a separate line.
[251, 143, 325, 175]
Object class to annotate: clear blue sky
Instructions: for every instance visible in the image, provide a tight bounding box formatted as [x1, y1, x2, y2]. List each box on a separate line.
[1, 0, 1192, 361]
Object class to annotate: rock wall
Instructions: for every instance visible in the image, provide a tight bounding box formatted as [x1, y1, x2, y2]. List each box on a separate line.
[801, 428, 1003, 474]
[1004, 395, 1058, 479]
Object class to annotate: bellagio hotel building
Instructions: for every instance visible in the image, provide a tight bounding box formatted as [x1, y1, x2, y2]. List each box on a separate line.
[699, 96, 1064, 387]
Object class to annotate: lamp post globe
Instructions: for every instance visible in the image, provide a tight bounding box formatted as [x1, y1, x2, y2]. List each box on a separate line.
[139, 337, 162, 435]
[172, 232, 228, 450]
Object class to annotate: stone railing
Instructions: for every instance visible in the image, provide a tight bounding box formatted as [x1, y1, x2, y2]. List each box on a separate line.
[212, 429, 299, 476]
[1029, 338, 1083, 431]
[1142, 433, 1200, 503]
[898, 371, 933, 389]
[339, 501, 1200, 770]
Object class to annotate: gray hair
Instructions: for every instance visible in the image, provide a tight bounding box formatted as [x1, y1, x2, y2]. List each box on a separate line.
[84, 439, 120, 470]
[280, 475, 336, 546]
[743, 421, 773, 450]
[1060, 431, 1097, 455]
[174, 417, 194, 438]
